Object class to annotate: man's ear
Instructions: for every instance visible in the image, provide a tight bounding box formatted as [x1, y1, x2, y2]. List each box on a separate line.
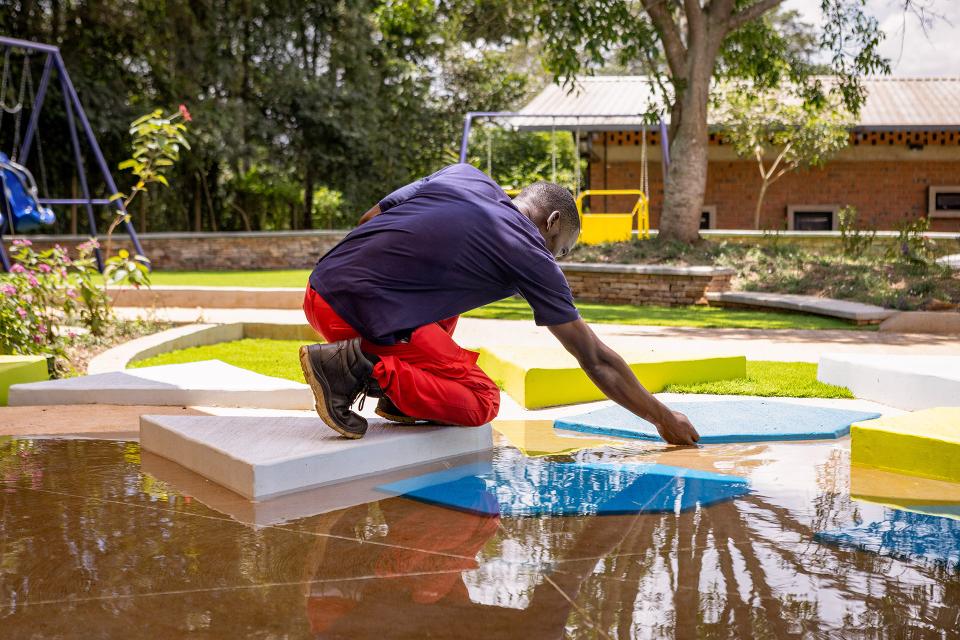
[546, 210, 561, 233]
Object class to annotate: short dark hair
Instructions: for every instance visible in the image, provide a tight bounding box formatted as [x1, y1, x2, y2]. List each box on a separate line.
[515, 181, 580, 237]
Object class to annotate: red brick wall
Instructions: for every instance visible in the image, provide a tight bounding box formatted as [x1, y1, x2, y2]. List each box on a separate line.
[589, 159, 960, 232]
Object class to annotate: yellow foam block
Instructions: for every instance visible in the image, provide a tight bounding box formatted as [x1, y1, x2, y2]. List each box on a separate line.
[476, 346, 746, 409]
[0, 355, 49, 406]
[579, 214, 634, 244]
[493, 420, 621, 457]
[851, 407, 960, 484]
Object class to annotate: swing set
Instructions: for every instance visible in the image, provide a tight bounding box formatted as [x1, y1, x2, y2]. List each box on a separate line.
[0, 36, 146, 272]
[458, 111, 670, 244]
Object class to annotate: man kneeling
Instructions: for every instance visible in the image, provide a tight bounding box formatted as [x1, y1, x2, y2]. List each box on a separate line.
[300, 163, 699, 445]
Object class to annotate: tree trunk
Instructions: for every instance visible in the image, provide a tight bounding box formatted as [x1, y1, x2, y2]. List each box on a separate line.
[193, 178, 202, 232]
[754, 181, 769, 230]
[659, 74, 710, 243]
[303, 161, 315, 230]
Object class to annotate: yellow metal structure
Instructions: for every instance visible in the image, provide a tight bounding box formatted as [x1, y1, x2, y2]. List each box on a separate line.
[575, 189, 650, 244]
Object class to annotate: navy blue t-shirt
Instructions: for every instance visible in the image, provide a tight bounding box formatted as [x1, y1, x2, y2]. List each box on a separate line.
[310, 163, 579, 345]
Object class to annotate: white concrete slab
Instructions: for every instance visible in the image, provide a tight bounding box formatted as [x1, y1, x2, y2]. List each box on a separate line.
[708, 291, 895, 322]
[818, 354, 960, 410]
[139, 414, 494, 500]
[8, 360, 313, 409]
[140, 449, 493, 526]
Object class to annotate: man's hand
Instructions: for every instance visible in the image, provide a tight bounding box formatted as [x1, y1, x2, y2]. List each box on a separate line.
[657, 410, 699, 446]
[548, 319, 700, 446]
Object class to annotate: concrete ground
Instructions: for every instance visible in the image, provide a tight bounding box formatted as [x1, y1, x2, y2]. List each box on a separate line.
[116, 306, 960, 362]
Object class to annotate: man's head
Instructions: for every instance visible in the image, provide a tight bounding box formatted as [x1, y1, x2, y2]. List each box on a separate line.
[512, 181, 580, 259]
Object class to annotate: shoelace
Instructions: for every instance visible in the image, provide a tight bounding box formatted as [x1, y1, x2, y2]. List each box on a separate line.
[320, 341, 376, 412]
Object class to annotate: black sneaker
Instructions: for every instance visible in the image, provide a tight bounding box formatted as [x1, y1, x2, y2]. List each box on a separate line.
[299, 340, 376, 439]
[374, 396, 419, 424]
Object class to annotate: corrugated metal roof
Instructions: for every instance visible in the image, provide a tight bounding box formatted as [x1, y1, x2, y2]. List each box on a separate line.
[514, 75, 960, 130]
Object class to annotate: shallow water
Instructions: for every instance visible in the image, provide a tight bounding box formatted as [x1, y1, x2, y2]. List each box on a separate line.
[1, 432, 958, 639]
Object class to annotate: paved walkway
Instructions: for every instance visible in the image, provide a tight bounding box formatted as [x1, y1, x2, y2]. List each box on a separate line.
[115, 306, 960, 362]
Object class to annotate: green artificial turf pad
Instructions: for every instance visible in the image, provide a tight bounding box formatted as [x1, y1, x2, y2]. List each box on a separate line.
[664, 360, 853, 399]
[129, 338, 309, 382]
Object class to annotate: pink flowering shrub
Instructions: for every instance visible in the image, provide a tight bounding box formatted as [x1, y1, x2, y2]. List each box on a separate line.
[0, 240, 112, 356]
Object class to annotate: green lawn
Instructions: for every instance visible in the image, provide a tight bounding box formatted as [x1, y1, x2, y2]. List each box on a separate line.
[464, 297, 862, 331]
[147, 269, 311, 288]
[130, 339, 852, 399]
[663, 361, 853, 399]
[144, 270, 865, 330]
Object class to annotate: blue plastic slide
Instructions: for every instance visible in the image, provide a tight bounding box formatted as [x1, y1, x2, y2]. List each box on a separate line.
[0, 151, 54, 232]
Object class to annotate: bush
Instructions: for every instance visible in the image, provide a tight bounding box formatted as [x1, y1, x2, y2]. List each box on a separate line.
[838, 206, 875, 259]
[0, 239, 112, 361]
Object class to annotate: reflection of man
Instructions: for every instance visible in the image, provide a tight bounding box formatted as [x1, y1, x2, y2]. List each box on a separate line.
[299, 163, 699, 444]
[304, 486, 500, 634]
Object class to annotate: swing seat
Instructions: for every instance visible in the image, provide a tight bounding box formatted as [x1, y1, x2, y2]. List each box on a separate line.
[0, 151, 55, 232]
[580, 213, 634, 244]
[575, 189, 650, 245]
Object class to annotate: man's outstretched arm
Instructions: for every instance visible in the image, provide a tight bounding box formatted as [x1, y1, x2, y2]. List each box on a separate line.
[548, 319, 700, 445]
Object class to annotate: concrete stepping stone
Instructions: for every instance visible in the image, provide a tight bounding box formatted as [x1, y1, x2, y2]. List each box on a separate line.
[818, 354, 960, 410]
[476, 345, 745, 409]
[707, 291, 895, 323]
[851, 407, 960, 484]
[0, 355, 48, 406]
[140, 414, 493, 500]
[377, 454, 748, 517]
[8, 360, 313, 409]
[553, 399, 881, 443]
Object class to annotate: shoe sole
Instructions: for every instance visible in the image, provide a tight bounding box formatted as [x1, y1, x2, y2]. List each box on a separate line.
[374, 406, 419, 425]
[299, 345, 364, 439]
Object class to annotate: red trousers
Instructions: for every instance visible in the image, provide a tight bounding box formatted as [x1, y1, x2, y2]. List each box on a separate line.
[302, 286, 500, 427]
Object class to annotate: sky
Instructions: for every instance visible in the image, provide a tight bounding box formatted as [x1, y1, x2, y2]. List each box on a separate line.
[783, 0, 960, 76]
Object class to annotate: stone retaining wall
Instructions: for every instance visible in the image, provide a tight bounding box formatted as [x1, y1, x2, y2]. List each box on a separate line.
[561, 264, 734, 306]
[6, 230, 345, 270]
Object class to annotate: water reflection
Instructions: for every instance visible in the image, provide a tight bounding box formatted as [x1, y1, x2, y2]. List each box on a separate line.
[0, 438, 957, 638]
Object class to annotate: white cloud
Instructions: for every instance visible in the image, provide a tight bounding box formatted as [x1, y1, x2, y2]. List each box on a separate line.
[782, 0, 960, 76]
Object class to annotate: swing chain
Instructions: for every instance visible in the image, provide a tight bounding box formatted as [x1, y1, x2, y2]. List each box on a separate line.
[640, 124, 648, 200]
[9, 54, 29, 163]
[22, 55, 49, 196]
[550, 117, 557, 183]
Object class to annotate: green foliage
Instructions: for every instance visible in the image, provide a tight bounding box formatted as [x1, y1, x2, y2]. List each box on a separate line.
[719, 86, 852, 228]
[838, 206, 876, 259]
[465, 127, 582, 192]
[114, 107, 191, 203]
[0, 239, 112, 362]
[720, 87, 852, 170]
[1, 2, 531, 233]
[889, 217, 935, 268]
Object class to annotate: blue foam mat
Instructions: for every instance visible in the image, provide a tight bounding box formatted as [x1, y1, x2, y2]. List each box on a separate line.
[377, 457, 749, 517]
[553, 400, 881, 443]
[816, 508, 960, 569]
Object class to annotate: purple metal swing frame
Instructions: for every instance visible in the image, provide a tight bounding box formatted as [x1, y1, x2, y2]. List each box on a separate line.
[0, 35, 147, 272]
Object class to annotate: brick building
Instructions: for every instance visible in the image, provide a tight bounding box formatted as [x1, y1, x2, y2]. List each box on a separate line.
[518, 76, 960, 232]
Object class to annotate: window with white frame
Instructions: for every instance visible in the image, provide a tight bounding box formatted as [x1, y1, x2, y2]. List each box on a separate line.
[929, 186, 960, 218]
[787, 205, 840, 231]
